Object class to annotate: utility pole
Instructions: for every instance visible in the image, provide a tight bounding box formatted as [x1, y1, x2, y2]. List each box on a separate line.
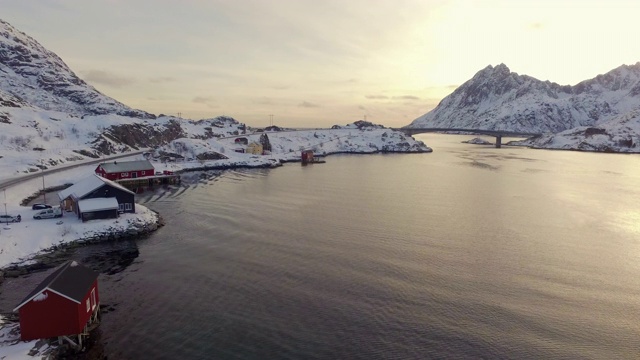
[3, 189, 7, 225]
[42, 168, 46, 204]
[269, 114, 274, 126]
[177, 112, 182, 118]
[41, 159, 46, 204]
[364, 114, 367, 121]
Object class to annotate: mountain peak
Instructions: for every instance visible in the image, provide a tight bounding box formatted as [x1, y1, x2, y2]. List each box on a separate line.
[494, 63, 510, 72]
[407, 61, 640, 133]
[479, 63, 511, 75]
[0, 18, 154, 119]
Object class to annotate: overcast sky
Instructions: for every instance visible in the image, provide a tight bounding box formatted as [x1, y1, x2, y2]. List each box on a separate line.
[1, 0, 639, 127]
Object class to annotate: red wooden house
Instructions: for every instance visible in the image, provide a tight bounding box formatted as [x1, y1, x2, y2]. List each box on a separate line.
[95, 159, 154, 181]
[14, 261, 100, 342]
[301, 150, 314, 163]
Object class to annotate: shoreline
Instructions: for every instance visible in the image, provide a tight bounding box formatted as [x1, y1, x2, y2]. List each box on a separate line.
[0, 210, 164, 278]
[0, 147, 431, 277]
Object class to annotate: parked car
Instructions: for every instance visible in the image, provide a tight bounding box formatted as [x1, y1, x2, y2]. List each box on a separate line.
[33, 207, 62, 219]
[32, 203, 52, 210]
[0, 214, 19, 223]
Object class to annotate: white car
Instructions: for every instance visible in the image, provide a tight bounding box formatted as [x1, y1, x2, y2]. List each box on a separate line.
[0, 214, 19, 223]
[33, 207, 62, 219]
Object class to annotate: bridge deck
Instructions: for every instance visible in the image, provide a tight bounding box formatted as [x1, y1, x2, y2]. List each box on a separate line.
[396, 128, 541, 137]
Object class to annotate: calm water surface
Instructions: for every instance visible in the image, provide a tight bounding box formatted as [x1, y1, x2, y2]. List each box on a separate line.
[11, 134, 640, 359]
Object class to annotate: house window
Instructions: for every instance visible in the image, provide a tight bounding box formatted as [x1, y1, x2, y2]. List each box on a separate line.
[119, 204, 124, 212]
[141, 171, 145, 175]
[86, 298, 90, 312]
[121, 172, 128, 177]
[125, 203, 132, 211]
[91, 288, 96, 310]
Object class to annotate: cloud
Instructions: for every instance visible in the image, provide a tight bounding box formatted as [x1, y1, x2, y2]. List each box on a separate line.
[529, 22, 543, 30]
[299, 101, 320, 108]
[192, 96, 217, 108]
[358, 105, 366, 111]
[392, 95, 420, 101]
[365, 95, 389, 100]
[82, 70, 134, 88]
[149, 76, 176, 83]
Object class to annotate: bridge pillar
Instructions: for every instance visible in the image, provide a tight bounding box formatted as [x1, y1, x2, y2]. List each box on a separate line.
[495, 136, 502, 148]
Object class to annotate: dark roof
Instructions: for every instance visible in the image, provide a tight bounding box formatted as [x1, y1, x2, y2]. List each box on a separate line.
[58, 174, 135, 201]
[14, 260, 98, 311]
[99, 160, 153, 173]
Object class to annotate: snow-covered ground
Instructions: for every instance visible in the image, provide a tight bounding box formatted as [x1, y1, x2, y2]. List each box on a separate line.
[0, 157, 159, 269]
[152, 125, 431, 171]
[511, 109, 640, 152]
[0, 317, 50, 359]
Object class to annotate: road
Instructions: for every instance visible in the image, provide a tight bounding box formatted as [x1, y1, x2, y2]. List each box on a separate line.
[0, 150, 148, 190]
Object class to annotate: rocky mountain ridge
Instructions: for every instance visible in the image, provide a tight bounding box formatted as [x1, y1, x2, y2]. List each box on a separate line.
[407, 63, 640, 134]
[0, 19, 154, 119]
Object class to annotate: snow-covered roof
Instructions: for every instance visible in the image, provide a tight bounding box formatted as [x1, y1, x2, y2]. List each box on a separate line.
[98, 160, 154, 173]
[14, 260, 98, 311]
[78, 197, 119, 212]
[58, 174, 134, 201]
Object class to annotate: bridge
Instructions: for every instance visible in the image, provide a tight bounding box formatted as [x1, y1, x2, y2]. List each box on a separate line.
[395, 128, 542, 148]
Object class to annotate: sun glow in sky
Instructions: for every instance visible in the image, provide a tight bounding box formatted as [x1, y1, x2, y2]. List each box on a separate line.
[1, 0, 639, 127]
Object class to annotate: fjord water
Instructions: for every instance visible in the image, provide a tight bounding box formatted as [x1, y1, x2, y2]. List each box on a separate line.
[99, 134, 640, 359]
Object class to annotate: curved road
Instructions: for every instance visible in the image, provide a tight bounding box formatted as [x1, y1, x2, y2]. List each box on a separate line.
[0, 150, 148, 190]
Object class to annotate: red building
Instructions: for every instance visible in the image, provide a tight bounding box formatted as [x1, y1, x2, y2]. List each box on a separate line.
[95, 159, 154, 181]
[301, 150, 314, 163]
[14, 261, 100, 342]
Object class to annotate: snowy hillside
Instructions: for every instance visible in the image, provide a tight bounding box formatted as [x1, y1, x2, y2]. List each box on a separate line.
[151, 121, 431, 173]
[0, 19, 153, 118]
[0, 107, 248, 180]
[510, 109, 640, 153]
[407, 63, 640, 134]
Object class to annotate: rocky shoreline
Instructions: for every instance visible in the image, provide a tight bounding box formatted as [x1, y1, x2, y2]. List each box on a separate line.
[0, 211, 164, 280]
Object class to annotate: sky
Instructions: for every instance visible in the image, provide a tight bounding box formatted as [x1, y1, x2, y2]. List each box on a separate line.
[1, 0, 639, 128]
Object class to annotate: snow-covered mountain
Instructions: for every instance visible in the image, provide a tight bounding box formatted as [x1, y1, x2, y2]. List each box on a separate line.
[0, 19, 429, 177]
[0, 19, 153, 118]
[407, 63, 640, 134]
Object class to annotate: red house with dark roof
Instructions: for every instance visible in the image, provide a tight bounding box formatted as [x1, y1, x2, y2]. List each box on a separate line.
[14, 261, 100, 342]
[95, 159, 154, 181]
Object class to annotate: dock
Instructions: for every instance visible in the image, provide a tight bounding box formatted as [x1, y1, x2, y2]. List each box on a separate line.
[116, 174, 180, 189]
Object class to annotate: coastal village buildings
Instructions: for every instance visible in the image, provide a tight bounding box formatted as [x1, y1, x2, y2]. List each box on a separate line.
[13, 261, 100, 343]
[95, 160, 154, 181]
[58, 174, 136, 222]
[247, 142, 264, 155]
[234, 137, 249, 145]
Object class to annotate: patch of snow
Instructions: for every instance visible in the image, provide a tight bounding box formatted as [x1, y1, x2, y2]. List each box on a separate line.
[32, 291, 48, 301]
[0, 315, 51, 359]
